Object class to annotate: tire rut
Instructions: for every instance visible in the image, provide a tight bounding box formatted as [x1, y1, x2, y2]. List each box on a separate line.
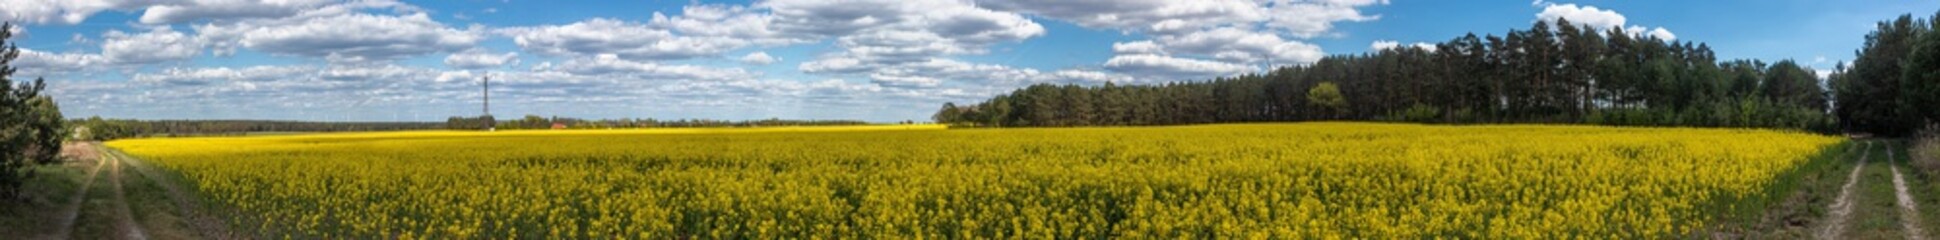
[1819, 142, 1871, 240]
[108, 147, 239, 239]
[104, 147, 149, 240]
[1890, 144, 1928, 240]
[37, 146, 108, 240]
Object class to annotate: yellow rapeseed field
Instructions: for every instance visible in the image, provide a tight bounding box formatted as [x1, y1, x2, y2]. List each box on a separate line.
[106, 123, 1842, 238]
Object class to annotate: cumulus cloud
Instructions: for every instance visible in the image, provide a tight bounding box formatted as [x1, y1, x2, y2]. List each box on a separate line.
[803, 56, 1130, 89]
[444, 49, 520, 69]
[1152, 27, 1325, 64]
[738, 52, 778, 65]
[100, 27, 202, 64]
[798, 56, 871, 74]
[224, 13, 479, 62]
[1371, 40, 1399, 50]
[9, 27, 202, 76]
[0, 0, 416, 26]
[1113, 41, 1166, 55]
[1536, 4, 1627, 29]
[500, 18, 747, 61]
[970, 0, 1384, 82]
[1537, 4, 1675, 41]
[880, 59, 1130, 86]
[1370, 40, 1437, 52]
[132, 65, 311, 86]
[138, 0, 338, 24]
[868, 74, 943, 88]
[538, 54, 754, 81]
[975, 0, 1381, 38]
[1104, 54, 1258, 80]
[1646, 27, 1676, 41]
[12, 49, 105, 75]
[765, 0, 1045, 71]
[759, 0, 1045, 41]
[649, 4, 806, 45]
[0, 0, 136, 25]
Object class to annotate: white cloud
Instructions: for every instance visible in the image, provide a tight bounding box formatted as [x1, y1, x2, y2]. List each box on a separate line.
[738, 52, 778, 65]
[500, 18, 746, 60]
[1113, 41, 1166, 55]
[225, 12, 478, 62]
[1370, 40, 1437, 52]
[649, 4, 805, 45]
[539, 54, 754, 81]
[132, 65, 310, 86]
[1537, 4, 1627, 29]
[0, 0, 134, 25]
[1537, 4, 1675, 41]
[1646, 27, 1676, 41]
[868, 74, 943, 88]
[0, 0, 416, 26]
[799, 56, 871, 74]
[974, 0, 1265, 35]
[876, 59, 1130, 86]
[1262, 1, 1383, 38]
[7, 29, 197, 76]
[12, 49, 105, 75]
[1371, 40, 1399, 50]
[1413, 43, 1438, 52]
[767, 0, 1046, 71]
[1153, 27, 1324, 64]
[831, 30, 983, 64]
[138, 0, 338, 24]
[804, 56, 1130, 88]
[759, 0, 1046, 42]
[976, 0, 1382, 38]
[970, 0, 1382, 82]
[1103, 54, 1258, 80]
[8, 27, 202, 76]
[100, 27, 202, 64]
[444, 49, 520, 69]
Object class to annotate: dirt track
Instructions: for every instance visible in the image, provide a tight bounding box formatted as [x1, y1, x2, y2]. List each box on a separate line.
[1818, 142, 1870, 240]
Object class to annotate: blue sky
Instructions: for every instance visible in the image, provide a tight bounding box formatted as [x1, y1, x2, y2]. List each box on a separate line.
[4, 0, 1935, 122]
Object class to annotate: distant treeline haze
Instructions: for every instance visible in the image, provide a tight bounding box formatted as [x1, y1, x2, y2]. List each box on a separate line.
[69, 117, 443, 140]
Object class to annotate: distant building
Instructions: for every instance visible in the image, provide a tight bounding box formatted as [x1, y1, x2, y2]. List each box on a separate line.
[551, 122, 567, 130]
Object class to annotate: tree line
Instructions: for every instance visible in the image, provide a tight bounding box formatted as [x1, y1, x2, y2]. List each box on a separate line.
[445, 115, 870, 130]
[937, 18, 1844, 132]
[1831, 11, 1940, 136]
[70, 117, 444, 141]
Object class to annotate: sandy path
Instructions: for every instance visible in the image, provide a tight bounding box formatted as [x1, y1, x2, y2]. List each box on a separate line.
[105, 149, 149, 240]
[1890, 145, 1928, 240]
[1819, 142, 1871, 240]
[38, 144, 108, 240]
[109, 147, 238, 239]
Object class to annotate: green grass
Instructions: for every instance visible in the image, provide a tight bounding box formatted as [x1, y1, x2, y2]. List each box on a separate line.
[0, 162, 90, 237]
[70, 160, 118, 240]
[1848, 142, 1903, 239]
[122, 154, 201, 239]
[1896, 139, 1940, 239]
[1706, 140, 1854, 238]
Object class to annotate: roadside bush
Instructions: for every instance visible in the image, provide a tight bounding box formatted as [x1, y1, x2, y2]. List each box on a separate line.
[1914, 126, 1940, 175]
